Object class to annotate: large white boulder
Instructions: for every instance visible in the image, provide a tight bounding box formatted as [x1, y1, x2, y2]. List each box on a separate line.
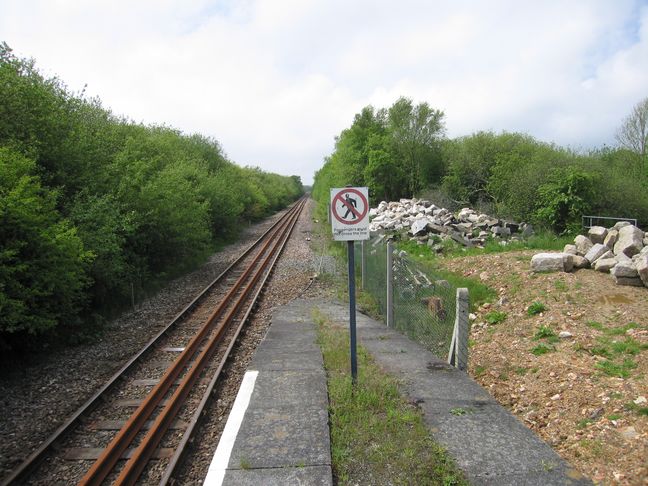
[614, 225, 644, 258]
[611, 262, 639, 278]
[584, 243, 610, 265]
[531, 253, 573, 273]
[604, 229, 618, 249]
[594, 258, 617, 273]
[635, 254, 648, 287]
[410, 218, 429, 236]
[574, 235, 593, 255]
[588, 226, 608, 244]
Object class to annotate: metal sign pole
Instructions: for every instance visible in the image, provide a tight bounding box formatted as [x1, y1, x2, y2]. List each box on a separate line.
[347, 240, 358, 384]
[330, 186, 369, 387]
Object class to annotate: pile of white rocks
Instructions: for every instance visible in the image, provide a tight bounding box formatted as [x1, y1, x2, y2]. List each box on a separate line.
[369, 199, 533, 248]
[531, 222, 648, 288]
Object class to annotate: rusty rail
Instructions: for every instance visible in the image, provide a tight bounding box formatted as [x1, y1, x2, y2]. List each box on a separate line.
[1, 197, 306, 486]
[77, 198, 305, 485]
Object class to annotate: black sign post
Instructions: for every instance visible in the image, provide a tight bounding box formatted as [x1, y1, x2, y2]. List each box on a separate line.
[330, 186, 370, 387]
[347, 240, 358, 384]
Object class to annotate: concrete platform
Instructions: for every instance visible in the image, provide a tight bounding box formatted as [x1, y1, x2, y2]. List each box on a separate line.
[206, 297, 592, 485]
[204, 300, 333, 486]
[314, 300, 593, 486]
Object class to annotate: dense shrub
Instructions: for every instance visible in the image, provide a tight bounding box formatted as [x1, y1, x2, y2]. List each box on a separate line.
[0, 43, 303, 349]
[0, 148, 91, 345]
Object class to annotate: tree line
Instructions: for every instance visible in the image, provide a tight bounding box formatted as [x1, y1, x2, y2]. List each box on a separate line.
[313, 97, 648, 234]
[0, 43, 303, 350]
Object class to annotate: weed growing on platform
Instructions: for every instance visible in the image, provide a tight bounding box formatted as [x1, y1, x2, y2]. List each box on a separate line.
[313, 310, 467, 486]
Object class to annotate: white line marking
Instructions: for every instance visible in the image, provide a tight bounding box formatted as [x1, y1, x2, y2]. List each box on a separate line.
[204, 370, 259, 486]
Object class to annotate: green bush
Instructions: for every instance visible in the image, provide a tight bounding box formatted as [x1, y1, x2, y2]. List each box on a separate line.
[0, 148, 91, 344]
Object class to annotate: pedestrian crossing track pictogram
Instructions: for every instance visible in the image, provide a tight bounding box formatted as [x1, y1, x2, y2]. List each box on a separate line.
[330, 187, 370, 241]
[331, 188, 368, 225]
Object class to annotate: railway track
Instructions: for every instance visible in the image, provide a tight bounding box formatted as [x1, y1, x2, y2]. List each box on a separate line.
[2, 197, 307, 486]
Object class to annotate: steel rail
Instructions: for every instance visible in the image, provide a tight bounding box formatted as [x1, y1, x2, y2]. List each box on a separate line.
[117, 198, 306, 485]
[158, 199, 304, 485]
[0, 199, 304, 486]
[77, 199, 305, 485]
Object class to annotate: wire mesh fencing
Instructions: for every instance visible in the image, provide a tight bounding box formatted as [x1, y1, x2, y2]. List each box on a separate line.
[356, 236, 469, 368]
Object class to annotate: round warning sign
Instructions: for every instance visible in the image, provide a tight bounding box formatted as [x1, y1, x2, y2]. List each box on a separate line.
[331, 188, 368, 225]
[330, 187, 370, 241]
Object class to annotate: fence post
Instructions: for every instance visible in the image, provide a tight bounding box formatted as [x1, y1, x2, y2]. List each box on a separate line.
[448, 288, 469, 370]
[386, 239, 394, 328]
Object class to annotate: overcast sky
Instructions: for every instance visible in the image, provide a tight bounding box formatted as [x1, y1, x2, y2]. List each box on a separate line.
[2, 0, 647, 184]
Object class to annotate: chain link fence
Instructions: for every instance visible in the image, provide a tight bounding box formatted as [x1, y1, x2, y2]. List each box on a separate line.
[356, 236, 469, 368]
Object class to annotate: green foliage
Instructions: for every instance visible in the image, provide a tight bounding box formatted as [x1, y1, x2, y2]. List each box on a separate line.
[533, 325, 559, 343]
[527, 302, 547, 316]
[534, 167, 597, 234]
[312, 98, 445, 212]
[530, 343, 555, 356]
[484, 310, 507, 325]
[0, 44, 304, 349]
[595, 358, 637, 378]
[0, 148, 91, 344]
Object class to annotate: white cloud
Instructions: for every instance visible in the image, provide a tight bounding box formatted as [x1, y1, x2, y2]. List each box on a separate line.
[1, 0, 647, 183]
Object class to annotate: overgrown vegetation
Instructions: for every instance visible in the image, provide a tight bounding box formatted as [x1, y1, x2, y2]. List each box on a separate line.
[314, 310, 467, 486]
[0, 43, 303, 350]
[312, 98, 648, 233]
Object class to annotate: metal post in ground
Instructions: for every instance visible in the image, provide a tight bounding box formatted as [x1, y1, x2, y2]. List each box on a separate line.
[347, 240, 358, 384]
[386, 239, 394, 328]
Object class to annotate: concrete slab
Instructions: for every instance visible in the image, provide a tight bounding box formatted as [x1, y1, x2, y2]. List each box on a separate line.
[247, 370, 328, 409]
[223, 466, 332, 486]
[212, 297, 333, 486]
[249, 347, 324, 371]
[226, 406, 330, 470]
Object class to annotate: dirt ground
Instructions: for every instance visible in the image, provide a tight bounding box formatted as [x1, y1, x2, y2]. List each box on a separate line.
[442, 251, 647, 486]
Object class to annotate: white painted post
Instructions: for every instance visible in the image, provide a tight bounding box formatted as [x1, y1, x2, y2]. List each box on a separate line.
[386, 239, 394, 327]
[448, 288, 470, 370]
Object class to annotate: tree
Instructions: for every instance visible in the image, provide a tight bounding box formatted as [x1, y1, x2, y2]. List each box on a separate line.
[0, 148, 91, 343]
[388, 97, 445, 196]
[534, 167, 597, 234]
[616, 97, 648, 174]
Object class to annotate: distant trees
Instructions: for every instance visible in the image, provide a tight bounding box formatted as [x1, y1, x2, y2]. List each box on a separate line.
[0, 43, 303, 349]
[616, 96, 648, 175]
[312, 97, 445, 207]
[313, 100, 648, 234]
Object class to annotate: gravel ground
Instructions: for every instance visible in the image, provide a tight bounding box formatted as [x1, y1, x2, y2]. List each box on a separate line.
[442, 251, 648, 485]
[0, 202, 312, 482]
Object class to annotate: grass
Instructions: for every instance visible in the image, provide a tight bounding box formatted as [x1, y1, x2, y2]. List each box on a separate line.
[576, 419, 593, 429]
[484, 310, 507, 325]
[531, 343, 556, 356]
[527, 301, 547, 316]
[474, 364, 487, 377]
[586, 320, 641, 336]
[396, 241, 496, 309]
[314, 310, 467, 486]
[533, 325, 559, 343]
[409, 230, 573, 258]
[624, 401, 648, 417]
[595, 358, 638, 378]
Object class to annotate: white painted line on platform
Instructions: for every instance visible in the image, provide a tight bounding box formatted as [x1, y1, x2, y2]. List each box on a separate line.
[204, 370, 259, 486]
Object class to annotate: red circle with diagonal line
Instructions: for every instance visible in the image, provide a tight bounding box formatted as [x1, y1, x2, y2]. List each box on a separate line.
[332, 188, 368, 225]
